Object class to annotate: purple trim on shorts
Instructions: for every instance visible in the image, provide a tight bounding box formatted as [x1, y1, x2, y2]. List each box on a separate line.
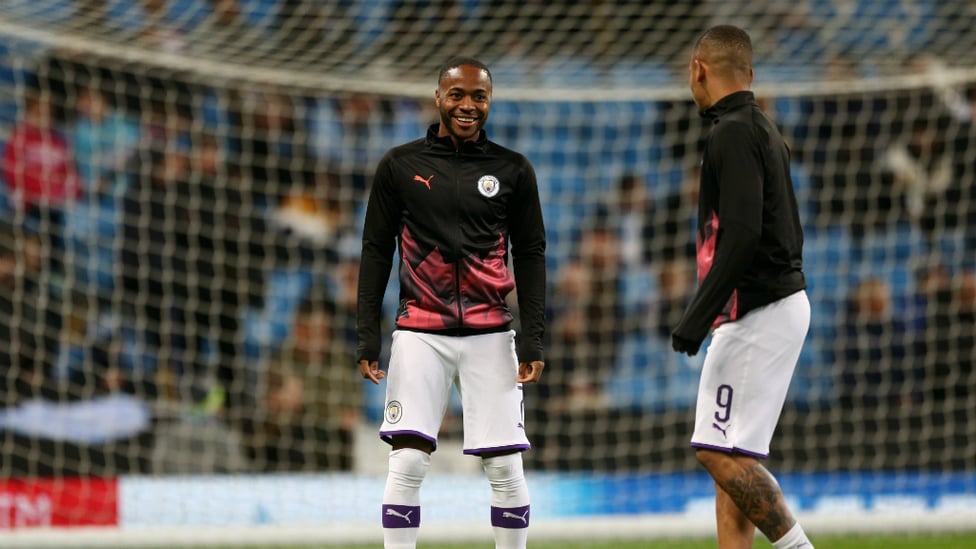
[491, 505, 530, 528]
[380, 430, 438, 451]
[382, 504, 420, 528]
[691, 442, 769, 460]
[463, 443, 531, 456]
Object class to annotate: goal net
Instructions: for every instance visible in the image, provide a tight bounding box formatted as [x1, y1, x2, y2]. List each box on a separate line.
[1, 0, 975, 546]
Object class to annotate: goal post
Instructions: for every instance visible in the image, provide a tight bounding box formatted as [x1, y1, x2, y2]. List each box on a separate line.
[1, 0, 975, 546]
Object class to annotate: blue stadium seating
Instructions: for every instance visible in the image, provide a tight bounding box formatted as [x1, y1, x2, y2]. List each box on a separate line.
[2, 0, 75, 27]
[242, 266, 315, 358]
[606, 334, 701, 412]
[606, 60, 675, 88]
[804, 224, 853, 343]
[807, 0, 935, 57]
[538, 56, 599, 88]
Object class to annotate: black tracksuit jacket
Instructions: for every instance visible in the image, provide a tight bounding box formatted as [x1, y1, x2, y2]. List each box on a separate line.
[357, 124, 547, 364]
[673, 91, 806, 349]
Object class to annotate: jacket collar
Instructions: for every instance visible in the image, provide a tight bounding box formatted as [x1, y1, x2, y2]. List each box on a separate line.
[425, 123, 489, 153]
[700, 90, 755, 121]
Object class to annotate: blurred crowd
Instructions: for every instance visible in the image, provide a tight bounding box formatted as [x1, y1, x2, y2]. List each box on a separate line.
[0, 0, 975, 475]
[0, 48, 419, 476]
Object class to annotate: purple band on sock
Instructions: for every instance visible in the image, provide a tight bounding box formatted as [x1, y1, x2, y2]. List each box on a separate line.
[382, 504, 420, 528]
[491, 505, 530, 529]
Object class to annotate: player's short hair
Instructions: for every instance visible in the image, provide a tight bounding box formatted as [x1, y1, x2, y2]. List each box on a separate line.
[438, 56, 492, 86]
[694, 25, 753, 78]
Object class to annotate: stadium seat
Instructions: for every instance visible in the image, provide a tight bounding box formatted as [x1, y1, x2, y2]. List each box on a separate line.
[804, 224, 853, 343]
[607, 60, 675, 88]
[4, 0, 75, 26]
[808, 0, 935, 57]
[850, 222, 927, 265]
[242, 266, 315, 357]
[606, 333, 701, 412]
[538, 56, 599, 88]
[754, 63, 818, 85]
[932, 228, 973, 269]
[789, 336, 834, 406]
[239, 0, 280, 30]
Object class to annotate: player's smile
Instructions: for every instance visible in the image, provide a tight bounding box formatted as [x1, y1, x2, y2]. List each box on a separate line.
[452, 114, 481, 133]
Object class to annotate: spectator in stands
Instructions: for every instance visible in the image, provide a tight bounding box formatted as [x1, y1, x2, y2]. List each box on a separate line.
[2, 85, 81, 235]
[534, 220, 649, 470]
[312, 94, 425, 208]
[312, 93, 383, 200]
[0, 220, 57, 407]
[225, 86, 313, 206]
[71, 83, 141, 197]
[247, 288, 361, 471]
[131, 133, 269, 473]
[653, 162, 700, 263]
[119, 144, 211, 408]
[72, 0, 109, 30]
[134, 0, 190, 54]
[905, 262, 952, 333]
[63, 81, 142, 293]
[188, 0, 274, 61]
[801, 89, 906, 231]
[592, 173, 655, 269]
[55, 291, 158, 402]
[373, 1, 471, 67]
[946, 97, 976, 254]
[0, 222, 154, 476]
[917, 269, 976, 404]
[833, 277, 922, 413]
[547, 223, 629, 411]
[272, 0, 355, 68]
[181, 132, 273, 418]
[878, 117, 956, 243]
[653, 256, 696, 341]
[271, 173, 349, 263]
[948, 270, 976, 401]
[330, 251, 363, 352]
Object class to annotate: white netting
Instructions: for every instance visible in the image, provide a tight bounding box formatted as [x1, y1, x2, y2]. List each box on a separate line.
[0, 0, 974, 545]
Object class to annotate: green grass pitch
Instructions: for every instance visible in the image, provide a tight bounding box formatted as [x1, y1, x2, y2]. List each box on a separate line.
[179, 532, 976, 548]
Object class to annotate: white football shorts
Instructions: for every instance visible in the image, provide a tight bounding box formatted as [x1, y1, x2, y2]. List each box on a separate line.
[691, 290, 810, 458]
[380, 329, 530, 455]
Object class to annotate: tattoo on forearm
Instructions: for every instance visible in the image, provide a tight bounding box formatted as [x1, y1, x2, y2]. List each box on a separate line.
[722, 463, 796, 540]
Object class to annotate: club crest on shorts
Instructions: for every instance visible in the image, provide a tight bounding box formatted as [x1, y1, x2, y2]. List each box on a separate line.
[477, 175, 500, 198]
[385, 400, 403, 424]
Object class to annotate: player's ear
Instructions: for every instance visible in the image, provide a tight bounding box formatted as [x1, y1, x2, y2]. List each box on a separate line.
[693, 59, 707, 83]
[434, 89, 441, 108]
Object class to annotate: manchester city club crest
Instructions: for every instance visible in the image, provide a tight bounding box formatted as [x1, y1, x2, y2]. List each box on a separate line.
[385, 400, 403, 424]
[477, 175, 500, 197]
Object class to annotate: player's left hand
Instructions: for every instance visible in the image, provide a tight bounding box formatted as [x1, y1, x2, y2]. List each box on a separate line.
[359, 360, 385, 384]
[518, 361, 545, 383]
[671, 333, 701, 357]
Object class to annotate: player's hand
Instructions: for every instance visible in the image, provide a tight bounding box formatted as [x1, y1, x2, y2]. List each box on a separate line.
[359, 360, 385, 385]
[671, 333, 701, 357]
[518, 361, 545, 383]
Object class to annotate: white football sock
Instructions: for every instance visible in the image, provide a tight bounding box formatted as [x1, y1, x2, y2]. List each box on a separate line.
[382, 448, 430, 549]
[773, 523, 814, 549]
[483, 453, 530, 549]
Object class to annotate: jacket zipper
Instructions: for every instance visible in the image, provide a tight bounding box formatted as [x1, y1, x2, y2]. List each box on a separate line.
[453, 150, 463, 329]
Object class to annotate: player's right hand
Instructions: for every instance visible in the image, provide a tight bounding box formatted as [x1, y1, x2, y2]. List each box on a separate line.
[518, 361, 545, 383]
[359, 360, 385, 384]
[671, 332, 701, 357]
